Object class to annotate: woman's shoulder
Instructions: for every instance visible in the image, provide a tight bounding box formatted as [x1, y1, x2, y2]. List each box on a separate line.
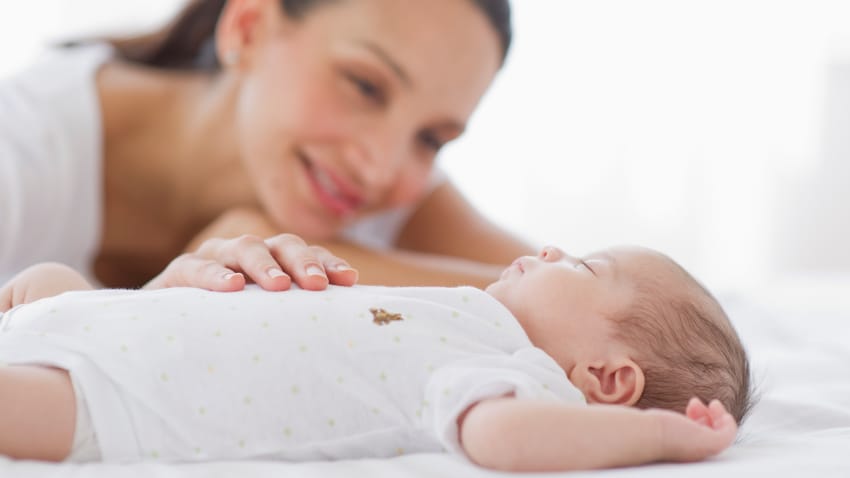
[2, 42, 113, 99]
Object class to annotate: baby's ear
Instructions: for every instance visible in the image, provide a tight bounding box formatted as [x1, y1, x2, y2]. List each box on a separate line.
[568, 358, 645, 406]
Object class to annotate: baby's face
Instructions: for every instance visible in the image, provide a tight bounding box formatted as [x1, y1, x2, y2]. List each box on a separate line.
[486, 245, 670, 370]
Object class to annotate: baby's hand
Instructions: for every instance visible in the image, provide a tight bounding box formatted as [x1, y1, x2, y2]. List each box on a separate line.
[144, 234, 358, 292]
[0, 263, 94, 312]
[653, 397, 738, 463]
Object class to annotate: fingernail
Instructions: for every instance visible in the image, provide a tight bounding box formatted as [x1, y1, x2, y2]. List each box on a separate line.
[268, 268, 285, 278]
[306, 265, 325, 277]
[223, 272, 238, 280]
[335, 264, 354, 272]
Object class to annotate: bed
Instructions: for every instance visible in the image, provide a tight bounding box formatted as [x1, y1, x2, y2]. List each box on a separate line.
[1, 275, 848, 477]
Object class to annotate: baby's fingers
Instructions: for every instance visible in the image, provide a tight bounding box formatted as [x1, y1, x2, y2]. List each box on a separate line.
[708, 400, 726, 421]
[708, 400, 737, 432]
[685, 397, 709, 421]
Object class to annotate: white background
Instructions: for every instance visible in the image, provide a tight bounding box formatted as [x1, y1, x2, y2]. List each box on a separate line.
[2, 1, 850, 291]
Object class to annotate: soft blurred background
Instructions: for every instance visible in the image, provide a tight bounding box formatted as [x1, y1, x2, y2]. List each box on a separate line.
[2, 0, 849, 291]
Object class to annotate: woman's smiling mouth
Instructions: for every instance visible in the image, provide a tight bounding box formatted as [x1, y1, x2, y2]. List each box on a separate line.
[298, 151, 364, 217]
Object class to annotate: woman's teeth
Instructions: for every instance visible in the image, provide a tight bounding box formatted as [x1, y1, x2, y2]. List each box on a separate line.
[313, 166, 345, 201]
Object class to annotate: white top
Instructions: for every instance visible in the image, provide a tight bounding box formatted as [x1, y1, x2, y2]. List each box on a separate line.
[0, 44, 110, 284]
[0, 45, 445, 285]
[0, 285, 584, 463]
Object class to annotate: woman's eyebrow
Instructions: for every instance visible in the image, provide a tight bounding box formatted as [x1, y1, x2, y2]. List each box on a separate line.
[356, 40, 412, 88]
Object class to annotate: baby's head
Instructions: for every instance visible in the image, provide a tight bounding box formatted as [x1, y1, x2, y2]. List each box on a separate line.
[486, 245, 752, 423]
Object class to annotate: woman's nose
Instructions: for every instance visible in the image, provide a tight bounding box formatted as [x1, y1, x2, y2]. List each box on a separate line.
[539, 246, 566, 262]
[345, 141, 404, 194]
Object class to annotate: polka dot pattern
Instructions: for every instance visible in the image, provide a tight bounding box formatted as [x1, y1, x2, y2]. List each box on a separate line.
[0, 285, 583, 462]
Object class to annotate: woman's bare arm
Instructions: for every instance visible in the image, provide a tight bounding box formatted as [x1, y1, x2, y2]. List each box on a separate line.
[395, 181, 534, 265]
[190, 212, 507, 287]
[185, 182, 534, 288]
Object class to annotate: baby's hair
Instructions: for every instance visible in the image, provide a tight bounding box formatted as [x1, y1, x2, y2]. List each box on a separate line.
[611, 257, 754, 424]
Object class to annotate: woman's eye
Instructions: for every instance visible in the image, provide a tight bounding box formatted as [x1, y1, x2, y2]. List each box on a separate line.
[418, 132, 444, 152]
[346, 73, 383, 103]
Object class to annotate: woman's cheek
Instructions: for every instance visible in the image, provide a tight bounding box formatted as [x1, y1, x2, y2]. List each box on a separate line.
[383, 164, 433, 207]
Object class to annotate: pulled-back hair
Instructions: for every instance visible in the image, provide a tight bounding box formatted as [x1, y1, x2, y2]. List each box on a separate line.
[107, 0, 512, 71]
[612, 259, 754, 424]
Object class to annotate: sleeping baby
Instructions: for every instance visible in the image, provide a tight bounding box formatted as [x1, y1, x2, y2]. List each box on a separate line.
[0, 245, 751, 471]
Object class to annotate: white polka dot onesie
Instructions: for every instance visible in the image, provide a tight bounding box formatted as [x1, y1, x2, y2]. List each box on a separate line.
[0, 285, 584, 462]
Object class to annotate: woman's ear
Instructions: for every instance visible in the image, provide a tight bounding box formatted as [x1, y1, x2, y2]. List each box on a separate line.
[216, 0, 282, 69]
[569, 358, 645, 406]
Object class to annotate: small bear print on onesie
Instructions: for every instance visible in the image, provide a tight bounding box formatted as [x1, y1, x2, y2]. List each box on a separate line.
[369, 308, 404, 326]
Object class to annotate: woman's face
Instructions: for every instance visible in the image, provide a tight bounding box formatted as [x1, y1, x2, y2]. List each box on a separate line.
[227, 0, 502, 238]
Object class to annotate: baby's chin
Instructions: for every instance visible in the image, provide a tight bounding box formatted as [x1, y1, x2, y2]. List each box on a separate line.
[483, 281, 509, 307]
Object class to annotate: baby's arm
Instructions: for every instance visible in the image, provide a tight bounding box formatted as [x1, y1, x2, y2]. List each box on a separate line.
[0, 263, 94, 312]
[459, 396, 736, 472]
[0, 365, 76, 461]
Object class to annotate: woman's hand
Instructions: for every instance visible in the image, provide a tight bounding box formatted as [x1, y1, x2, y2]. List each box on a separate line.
[0, 263, 94, 312]
[144, 234, 358, 292]
[655, 397, 738, 463]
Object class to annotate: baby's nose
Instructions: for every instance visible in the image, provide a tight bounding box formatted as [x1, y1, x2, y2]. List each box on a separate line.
[539, 246, 566, 262]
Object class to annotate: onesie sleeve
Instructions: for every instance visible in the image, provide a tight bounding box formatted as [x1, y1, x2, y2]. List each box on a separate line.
[424, 347, 586, 457]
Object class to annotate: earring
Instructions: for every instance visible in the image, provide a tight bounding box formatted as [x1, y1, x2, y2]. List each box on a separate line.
[224, 50, 240, 66]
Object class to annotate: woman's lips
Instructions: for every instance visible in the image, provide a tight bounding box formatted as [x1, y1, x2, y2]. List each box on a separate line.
[299, 152, 363, 217]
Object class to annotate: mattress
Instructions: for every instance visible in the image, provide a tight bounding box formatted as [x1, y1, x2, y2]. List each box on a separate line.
[2, 275, 849, 477]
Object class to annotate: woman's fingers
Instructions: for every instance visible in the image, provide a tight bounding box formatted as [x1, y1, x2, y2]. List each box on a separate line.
[193, 259, 247, 292]
[325, 263, 358, 286]
[318, 248, 358, 286]
[266, 235, 329, 290]
[225, 235, 293, 291]
[196, 235, 292, 291]
[147, 255, 246, 292]
[148, 233, 357, 292]
[263, 235, 358, 289]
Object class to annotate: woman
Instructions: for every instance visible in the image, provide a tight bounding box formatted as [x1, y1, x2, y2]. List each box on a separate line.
[0, 0, 531, 290]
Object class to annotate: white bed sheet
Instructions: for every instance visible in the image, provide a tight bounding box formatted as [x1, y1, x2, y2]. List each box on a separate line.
[2, 276, 849, 477]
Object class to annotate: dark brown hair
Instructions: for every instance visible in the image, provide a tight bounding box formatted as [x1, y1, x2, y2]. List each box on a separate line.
[612, 258, 754, 424]
[107, 0, 512, 71]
